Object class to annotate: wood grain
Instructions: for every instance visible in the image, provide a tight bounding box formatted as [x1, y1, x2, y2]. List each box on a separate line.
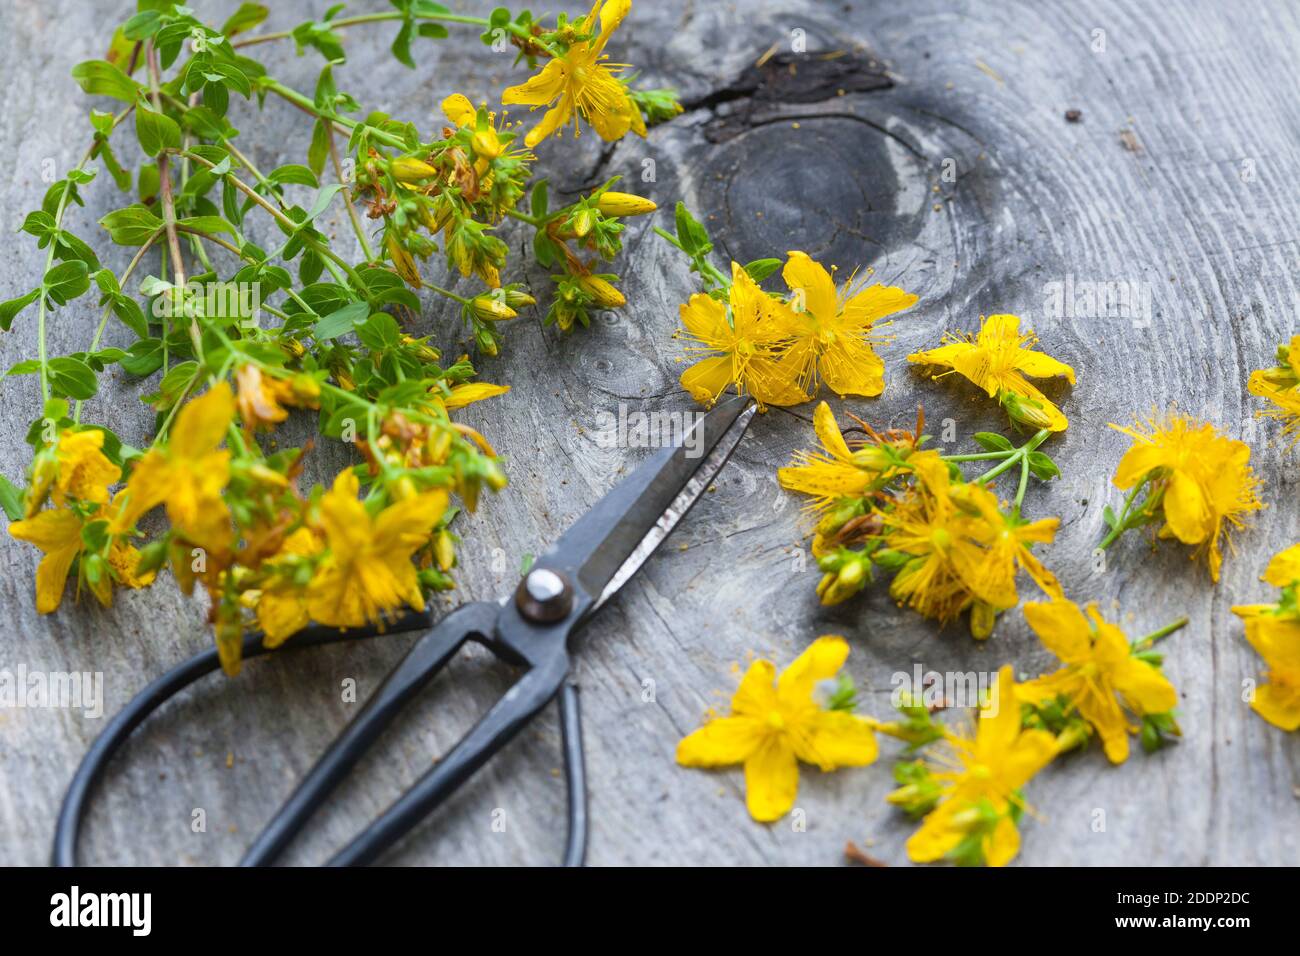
[0, 0, 1297, 866]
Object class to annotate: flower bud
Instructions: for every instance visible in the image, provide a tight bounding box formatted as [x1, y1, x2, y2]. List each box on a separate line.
[471, 295, 517, 322]
[576, 274, 625, 308]
[596, 191, 657, 217]
[502, 288, 536, 308]
[569, 207, 596, 237]
[434, 529, 456, 571]
[1000, 391, 1055, 430]
[389, 156, 438, 182]
[471, 128, 502, 160]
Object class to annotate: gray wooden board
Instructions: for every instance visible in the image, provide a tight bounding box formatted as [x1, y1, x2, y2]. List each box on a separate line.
[1, 0, 1297, 866]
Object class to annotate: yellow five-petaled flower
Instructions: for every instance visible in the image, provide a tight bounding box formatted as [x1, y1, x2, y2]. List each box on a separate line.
[501, 0, 646, 148]
[676, 636, 878, 822]
[908, 314, 1075, 431]
[1017, 599, 1179, 762]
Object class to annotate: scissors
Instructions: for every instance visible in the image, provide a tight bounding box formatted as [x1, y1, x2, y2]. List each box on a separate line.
[53, 395, 757, 867]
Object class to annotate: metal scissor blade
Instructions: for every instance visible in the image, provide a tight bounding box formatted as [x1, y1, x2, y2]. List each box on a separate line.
[534, 395, 757, 615]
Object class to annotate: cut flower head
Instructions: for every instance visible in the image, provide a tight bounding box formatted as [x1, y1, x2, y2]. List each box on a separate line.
[891, 665, 1058, 866]
[1017, 599, 1179, 763]
[501, 0, 646, 148]
[1108, 409, 1264, 582]
[676, 636, 878, 822]
[1231, 544, 1300, 731]
[908, 314, 1075, 431]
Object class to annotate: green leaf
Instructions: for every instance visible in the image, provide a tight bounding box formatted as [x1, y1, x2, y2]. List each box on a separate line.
[48, 357, 98, 400]
[134, 100, 181, 158]
[303, 183, 345, 224]
[5, 359, 42, 377]
[111, 294, 149, 338]
[0, 289, 41, 331]
[267, 164, 320, 188]
[1026, 451, 1061, 481]
[314, 300, 370, 340]
[743, 258, 782, 283]
[530, 179, 549, 218]
[673, 201, 711, 256]
[221, 2, 270, 36]
[972, 432, 1014, 452]
[43, 260, 91, 305]
[0, 474, 23, 520]
[71, 60, 142, 103]
[356, 312, 400, 350]
[307, 118, 330, 177]
[121, 338, 164, 377]
[99, 206, 164, 245]
[391, 18, 416, 68]
[177, 215, 236, 237]
[1102, 504, 1119, 531]
[122, 10, 164, 41]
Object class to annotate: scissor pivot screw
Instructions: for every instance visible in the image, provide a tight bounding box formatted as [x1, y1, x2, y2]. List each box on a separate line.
[516, 569, 574, 623]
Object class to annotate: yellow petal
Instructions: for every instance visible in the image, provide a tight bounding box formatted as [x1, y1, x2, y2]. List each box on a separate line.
[1023, 599, 1092, 664]
[1075, 687, 1132, 763]
[797, 710, 878, 770]
[1014, 346, 1076, 384]
[1114, 657, 1178, 716]
[743, 735, 799, 821]
[170, 382, 234, 462]
[839, 284, 919, 327]
[975, 665, 1023, 754]
[676, 716, 764, 767]
[819, 336, 886, 398]
[782, 251, 838, 320]
[906, 801, 962, 862]
[730, 659, 779, 717]
[984, 814, 1022, 867]
[1162, 468, 1211, 545]
[1263, 543, 1300, 588]
[812, 401, 852, 461]
[907, 341, 973, 370]
[501, 58, 569, 107]
[680, 355, 735, 406]
[443, 382, 510, 411]
[1251, 683, 1300, 731]
[777, 635, 849, 705]
[441, 93, 476, 127]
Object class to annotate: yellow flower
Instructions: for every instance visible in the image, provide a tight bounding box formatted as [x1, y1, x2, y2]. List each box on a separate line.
[1109, 410, 1264, 582]
[1234, 610, 1300, 731]
[306, 470, 449, 630]
[1018, 600, 1178, 762]
[777, 251, 918, 398]
[119, 383, 235, 552]
[901, 665, 1057, 866]
[442, 93, 477, 128]
[948, 481, 1064, 613]
[234, 364, 318, 432]
[52, 429, 120, 508]
[254, 527, 325, 647]
[501, 0, 646, 148]
[676, 636, 878, 822]
[1247, 335, 1300, 449]
[9, 506, 153, 613]
[778, 402, 881, 511]
[908, 314, 1075, 431]
[678, 262, 807, 407]
[880, 451, 985, 626]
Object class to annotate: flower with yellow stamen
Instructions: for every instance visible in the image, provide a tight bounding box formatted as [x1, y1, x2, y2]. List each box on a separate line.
[778, 401, 883, 512]
[306, 470, 449, 630]
[253, 527, 325, 647]
[897, 665, 1057, 867]
[948, 481, 1064, 614]
[777, 251, 918, 398]
[1108, 410, 1264, 582]
[677, 636, 878, 822]
[501, 0, 646, 148]
[118, 382, 235, 553]
[1247, 335, 1300, 449]
[1017, 600, 1179, 762]
[677, 262, 807, 407]
[908, 314, 1075, 431]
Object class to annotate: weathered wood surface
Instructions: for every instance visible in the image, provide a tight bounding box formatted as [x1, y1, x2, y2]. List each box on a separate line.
[2, 0, 1298, 866]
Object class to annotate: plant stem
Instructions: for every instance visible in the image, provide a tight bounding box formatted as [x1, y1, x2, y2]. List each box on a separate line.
[329, 125, 376, 262]
[261, 78, 407, 150]
[233, 12, 559, 56]
[73, 231, 161, 423]
[33, 105, 134, 403]
[653, 226, 731, 290]
[1098, 480, 1146, 550]
[1134, 617, 1188, 650]
[147, 41, 202, 359]
[973, 429, 1050, 484]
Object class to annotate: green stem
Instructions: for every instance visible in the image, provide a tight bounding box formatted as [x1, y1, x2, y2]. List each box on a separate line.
[233, 12, 559, 56]
[1098, 480, 1146, 551]
[972, 429, 1050, 484]
[653, 226, 730, 290]
[942, 449, 1013, 462]
[427, 284, 471, 307]
[329, 124, 376, 263]
[1014, 448, 1031, 512]
[73, 231, 161, 423]
[261, 78, 407, 150]
[1134, 617, 1188, 650]
[34, 106, 133, 402]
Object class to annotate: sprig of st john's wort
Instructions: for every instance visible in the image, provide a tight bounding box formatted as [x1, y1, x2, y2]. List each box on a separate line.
[0, 0, 679, 673]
